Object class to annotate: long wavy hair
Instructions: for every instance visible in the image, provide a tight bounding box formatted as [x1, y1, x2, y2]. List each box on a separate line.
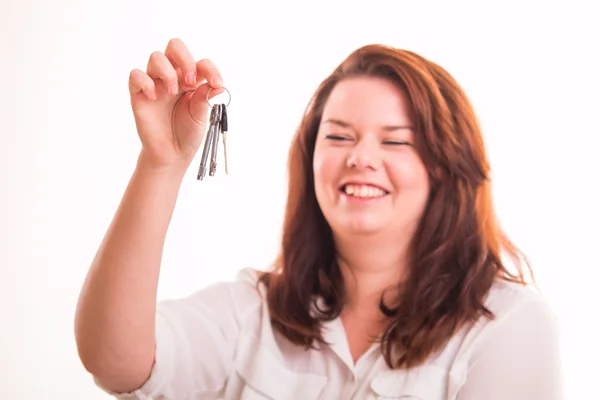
[258, 44, 532, 369]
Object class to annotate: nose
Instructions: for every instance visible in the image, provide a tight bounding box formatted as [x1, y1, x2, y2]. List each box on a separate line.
[346, 140, 382, 170]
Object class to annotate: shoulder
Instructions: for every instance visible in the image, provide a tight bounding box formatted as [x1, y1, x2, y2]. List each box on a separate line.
[156, 267, 269, 328]
[460, 278, 561, 363]
[483, 279, 557, 326]
[234, 266, 267, 289]
[201, 266, 267, 303]
[165, 267, 265, 301]
[446, 280, 565, 398]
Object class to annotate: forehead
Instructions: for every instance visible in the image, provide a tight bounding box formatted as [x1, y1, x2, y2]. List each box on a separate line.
[322, 76, 413, 123]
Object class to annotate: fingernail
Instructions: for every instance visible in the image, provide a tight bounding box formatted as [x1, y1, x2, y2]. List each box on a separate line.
[170, 83, 178, 95]
[186, 72, 195, 85]
[212, 76, 222, 87]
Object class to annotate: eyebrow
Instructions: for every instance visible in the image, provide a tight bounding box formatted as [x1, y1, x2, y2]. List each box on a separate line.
[321, 118, 414, 132]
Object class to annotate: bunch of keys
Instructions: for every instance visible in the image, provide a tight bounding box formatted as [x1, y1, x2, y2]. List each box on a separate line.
[197, 87, 230, 180]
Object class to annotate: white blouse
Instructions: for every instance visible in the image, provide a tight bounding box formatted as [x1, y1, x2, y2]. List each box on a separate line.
[97, 268, 563, 399]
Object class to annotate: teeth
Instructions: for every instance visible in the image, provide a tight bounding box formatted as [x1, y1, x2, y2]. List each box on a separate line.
[343, 184, 386, 198]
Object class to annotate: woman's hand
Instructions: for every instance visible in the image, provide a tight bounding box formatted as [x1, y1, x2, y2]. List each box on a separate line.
[128, 38, 225, 170]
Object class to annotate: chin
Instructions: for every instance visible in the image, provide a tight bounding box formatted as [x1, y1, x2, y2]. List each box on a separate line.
[334, 217, 387, 236]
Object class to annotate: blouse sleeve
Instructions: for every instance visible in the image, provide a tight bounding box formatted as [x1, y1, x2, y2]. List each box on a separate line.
[96, 271, 263, 400]
[456, 297, 564, 400]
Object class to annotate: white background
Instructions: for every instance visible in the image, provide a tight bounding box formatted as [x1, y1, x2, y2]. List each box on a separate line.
[2, 0, 598, 398]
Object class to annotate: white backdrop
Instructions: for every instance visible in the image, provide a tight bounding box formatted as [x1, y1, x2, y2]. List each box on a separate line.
[2, 0, 598, 398]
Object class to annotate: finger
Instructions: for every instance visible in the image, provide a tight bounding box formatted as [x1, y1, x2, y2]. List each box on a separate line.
[195, 58, 224, 89]
[188, 82, 225, 124]
[164, 38, 197, 87]
[129, 68, 156, 100]
[146, 51, 179, 95]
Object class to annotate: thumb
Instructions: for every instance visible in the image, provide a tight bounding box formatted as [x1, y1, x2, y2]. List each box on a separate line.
[188, 82, 225, 124]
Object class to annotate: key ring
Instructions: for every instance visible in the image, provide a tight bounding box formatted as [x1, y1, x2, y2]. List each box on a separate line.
[206, 86, 231, 108]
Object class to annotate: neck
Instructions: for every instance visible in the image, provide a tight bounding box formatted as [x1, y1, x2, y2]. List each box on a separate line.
[335, 232, 410, 317]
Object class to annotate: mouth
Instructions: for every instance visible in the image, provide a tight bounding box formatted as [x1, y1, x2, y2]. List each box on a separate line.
[339, 183, 390, 199]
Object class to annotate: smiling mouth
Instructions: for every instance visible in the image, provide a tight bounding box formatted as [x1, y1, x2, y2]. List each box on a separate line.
[340, 184, 389, 199]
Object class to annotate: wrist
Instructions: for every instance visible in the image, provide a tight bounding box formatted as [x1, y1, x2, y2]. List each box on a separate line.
[135, 151, 190, 181]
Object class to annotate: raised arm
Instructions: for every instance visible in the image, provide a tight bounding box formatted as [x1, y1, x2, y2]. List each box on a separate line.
[74, 38, 225, 394]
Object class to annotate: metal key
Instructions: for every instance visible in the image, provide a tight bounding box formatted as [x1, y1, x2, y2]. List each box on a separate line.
[197, 87, 231, 181]
[197, 105, 220, 180]
[220, 103, 229, 174]
[209, 104, 222, 176]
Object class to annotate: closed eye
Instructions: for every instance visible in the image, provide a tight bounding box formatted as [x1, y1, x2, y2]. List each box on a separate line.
[325, 135, 350, 141]
[383, 140, 412, 146]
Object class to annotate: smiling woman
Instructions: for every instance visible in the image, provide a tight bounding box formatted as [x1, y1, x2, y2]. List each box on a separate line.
[259, 46, 562, 395]
[314, 76, 429, 239]
[75, 39, 563, 400]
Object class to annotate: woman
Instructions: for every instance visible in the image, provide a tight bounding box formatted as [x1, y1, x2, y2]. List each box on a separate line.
[75, 38, 563, 399]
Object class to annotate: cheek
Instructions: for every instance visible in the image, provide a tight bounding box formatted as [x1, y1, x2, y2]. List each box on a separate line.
[312, 148, 326, 186]
[313, 147, 341, 186]
[390, 155, 429, 191]
[313, 148, 332, 209]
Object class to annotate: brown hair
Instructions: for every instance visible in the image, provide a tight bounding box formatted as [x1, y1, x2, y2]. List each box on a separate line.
[258, 44, 532, 369]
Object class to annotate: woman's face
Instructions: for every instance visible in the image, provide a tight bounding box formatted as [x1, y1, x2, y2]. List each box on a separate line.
[313, 76, 430, 238]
